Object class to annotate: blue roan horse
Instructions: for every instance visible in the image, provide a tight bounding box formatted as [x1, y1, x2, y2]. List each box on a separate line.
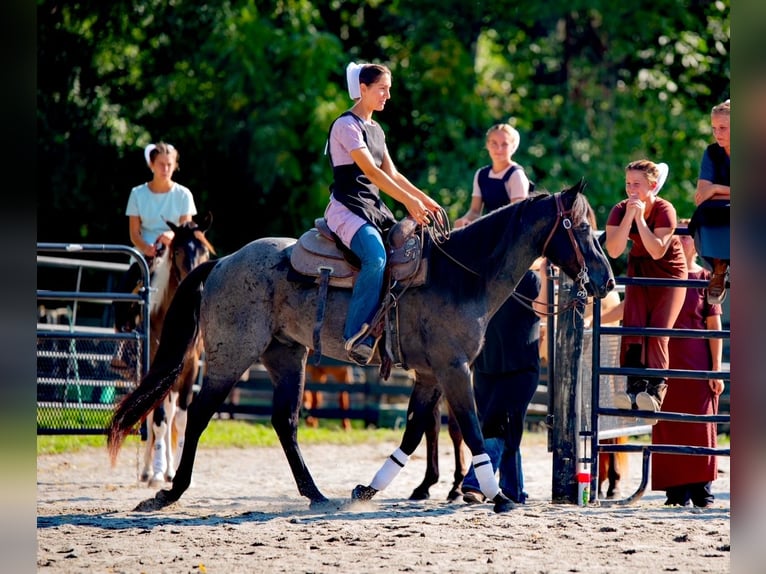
[108, 181, 614, 513]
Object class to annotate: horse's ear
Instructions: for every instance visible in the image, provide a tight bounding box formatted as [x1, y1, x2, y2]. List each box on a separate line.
[562, 178, 588, 202]
[166, 220, 180, 233]
[199, 212, 213, 233]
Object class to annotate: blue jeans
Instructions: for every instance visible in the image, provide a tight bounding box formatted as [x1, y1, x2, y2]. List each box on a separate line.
[462, 437, 527, 503]
[344, 224, 387, 341]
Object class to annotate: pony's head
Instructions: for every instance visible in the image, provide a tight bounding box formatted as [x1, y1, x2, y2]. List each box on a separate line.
[541, 180, 614, 299]
[166, 213, 216, 283]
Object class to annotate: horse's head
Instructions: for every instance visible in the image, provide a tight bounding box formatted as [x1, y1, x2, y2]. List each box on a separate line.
[166, 213, 216, 282]
[541, 181, 614, 299]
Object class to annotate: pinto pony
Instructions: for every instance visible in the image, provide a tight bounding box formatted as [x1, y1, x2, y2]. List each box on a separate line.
[139, 216, 215, 486]
[108, 182, 614, 513]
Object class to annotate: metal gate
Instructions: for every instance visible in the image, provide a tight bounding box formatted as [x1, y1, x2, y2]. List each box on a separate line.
[36, 243, 151, 435]
[547, 263, 730, 505]
[588, 273, 731, 505]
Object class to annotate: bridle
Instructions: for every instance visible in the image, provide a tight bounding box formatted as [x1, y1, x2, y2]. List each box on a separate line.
[540, 192, 590, 299]
[421, 194, 593, 317]
[169, 229, 212, 284]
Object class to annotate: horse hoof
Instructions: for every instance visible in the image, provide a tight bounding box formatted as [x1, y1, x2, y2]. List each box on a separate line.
[134, 489, 176, 512]
[309, 497, 333, 510]
[408, 488, 430, 501]
[446, 488, 463, 502]
[351, 484, 378, 501]
[492, 492, 515, 513]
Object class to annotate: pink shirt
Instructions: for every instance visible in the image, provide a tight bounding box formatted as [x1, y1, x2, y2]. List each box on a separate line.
[325, 114, 378, 247]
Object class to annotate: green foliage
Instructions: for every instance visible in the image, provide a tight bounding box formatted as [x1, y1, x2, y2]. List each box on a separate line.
[37, 0, 729, 258]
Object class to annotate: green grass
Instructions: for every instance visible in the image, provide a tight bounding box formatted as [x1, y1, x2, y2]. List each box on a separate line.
[37, 418, 406, 456]
[36, 419, 730, 456]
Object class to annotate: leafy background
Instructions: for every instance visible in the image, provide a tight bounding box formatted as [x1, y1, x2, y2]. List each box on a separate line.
[37, 0, 730, 259]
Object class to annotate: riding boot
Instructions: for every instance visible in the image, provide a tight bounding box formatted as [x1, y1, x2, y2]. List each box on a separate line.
[635, 377, 668, 419]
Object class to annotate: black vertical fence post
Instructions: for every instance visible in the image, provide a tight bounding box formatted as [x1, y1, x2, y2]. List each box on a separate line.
[545, 263, 556, 452]
[551, 275, 586, 502]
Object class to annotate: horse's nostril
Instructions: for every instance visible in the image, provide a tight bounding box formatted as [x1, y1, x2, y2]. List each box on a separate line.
[606, 278, 615, 292]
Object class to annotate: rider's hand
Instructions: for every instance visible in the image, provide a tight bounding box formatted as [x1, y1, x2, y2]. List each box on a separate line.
[406, 198, 432, 226]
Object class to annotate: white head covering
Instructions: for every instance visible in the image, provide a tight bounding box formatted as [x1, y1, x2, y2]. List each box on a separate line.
[144, 143, 157, 167]
[144, 142, 176, 167]
[346, 62, 364, 100]
[653, 162, 669, 195]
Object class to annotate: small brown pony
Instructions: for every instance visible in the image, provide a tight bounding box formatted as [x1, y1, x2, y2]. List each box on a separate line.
[140, 216, 215, 486]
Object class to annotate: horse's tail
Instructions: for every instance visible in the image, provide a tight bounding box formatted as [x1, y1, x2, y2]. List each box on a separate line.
[107, 259, 217, 466]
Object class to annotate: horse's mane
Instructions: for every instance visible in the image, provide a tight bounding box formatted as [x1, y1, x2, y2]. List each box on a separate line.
[565, 185, 591, 230]
[149, 250, 172, 316]
[426, 186, 590, 303]
[426, 192, 550, 301]
[191, 228, 216, 255]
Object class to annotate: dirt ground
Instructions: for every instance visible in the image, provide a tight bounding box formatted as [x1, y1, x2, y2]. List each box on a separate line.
[37, 430, 730, 574]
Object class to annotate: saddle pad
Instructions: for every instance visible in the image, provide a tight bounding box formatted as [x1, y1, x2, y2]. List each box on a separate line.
[290, 242, 356, 288]
[297, 228, 348, 259]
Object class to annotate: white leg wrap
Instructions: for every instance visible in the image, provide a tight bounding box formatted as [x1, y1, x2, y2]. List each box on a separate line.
[174, 409, 187, 471]
[152, 423, 168, 476]
[472, 453, 501, 500]
[369, 448, 409, 491]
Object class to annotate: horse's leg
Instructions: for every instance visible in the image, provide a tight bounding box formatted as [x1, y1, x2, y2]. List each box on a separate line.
[172, 364, 196, 477]
[164, 390, 179, 481]
[136, 370, 240, 511]
[598, 440, 611, 498]
[407, 384, 442, 501]
[262, 342, 329, 506]
[140, 410, 157, 482]
[446, 404, 467, 501]
[147, 403, 170, 487]
[172, 400, 188, 474]
[354, 375, 442, 502]
[171, 346, 201, 477]
[438, 365, 514, 513]
[605, 437, 628, 498]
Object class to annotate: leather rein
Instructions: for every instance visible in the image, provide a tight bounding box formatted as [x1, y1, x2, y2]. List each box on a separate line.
[428, 192, 591, 317]
[540, 192, 590, 299]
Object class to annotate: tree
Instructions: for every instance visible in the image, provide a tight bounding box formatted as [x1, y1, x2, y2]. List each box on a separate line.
[37, 0, 729, 257]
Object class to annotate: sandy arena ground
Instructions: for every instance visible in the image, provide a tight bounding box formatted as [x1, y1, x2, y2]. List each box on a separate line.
[37, 430, 730, 573]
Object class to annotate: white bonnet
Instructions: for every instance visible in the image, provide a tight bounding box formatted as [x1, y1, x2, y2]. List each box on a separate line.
[653, 162, 669, 195]
[346, 62, 364, 100]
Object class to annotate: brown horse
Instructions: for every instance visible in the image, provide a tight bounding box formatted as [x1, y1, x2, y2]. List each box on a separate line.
[140, 216, 215, 486]
[598, 437, 629, 498]
[304, 362, 353, 430]
[108, 183, 614, 513]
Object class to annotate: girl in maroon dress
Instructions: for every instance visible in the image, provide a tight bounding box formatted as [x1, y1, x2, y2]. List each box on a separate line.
[651, 226, 725, 507]
[605, 159, 687, 414]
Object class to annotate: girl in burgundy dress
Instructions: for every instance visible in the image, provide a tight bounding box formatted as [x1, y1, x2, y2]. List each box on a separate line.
[605, 159, 687, 414]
